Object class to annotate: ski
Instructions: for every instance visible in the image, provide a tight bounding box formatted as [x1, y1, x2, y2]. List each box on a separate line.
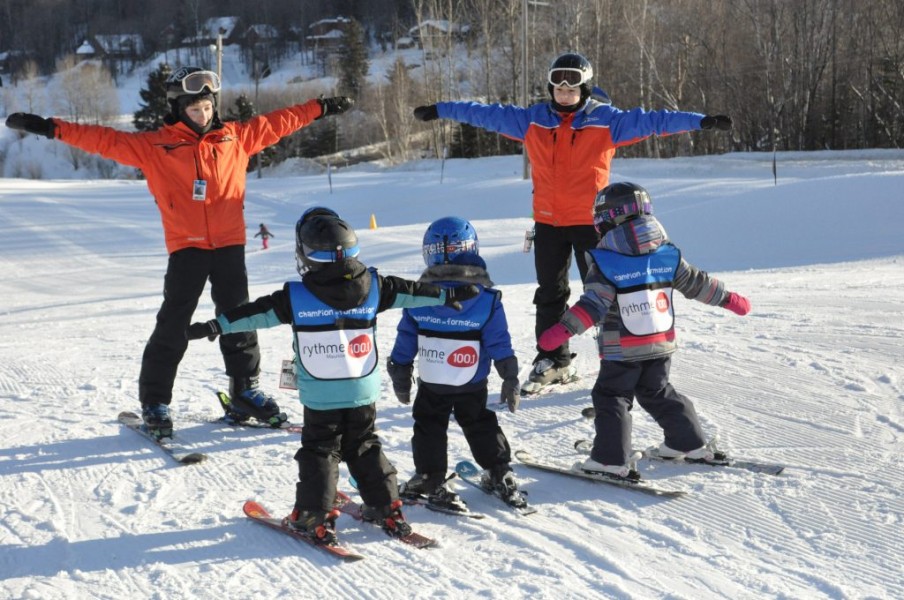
[178, 410, 303, 433]
[216, 417, 303, 433]
[642, 445, 785, 476]
[514, 449, 686, 498]
[399, 494, 487, 519]
[573, 439, 785, 476]
[242, 501, 365, 562]
[335, 491, 437, 548]
[118, 411, 207, 465]
[453, 460, 537, 515]
[351, 474, 485, 520]
[214, 391, 298, 431]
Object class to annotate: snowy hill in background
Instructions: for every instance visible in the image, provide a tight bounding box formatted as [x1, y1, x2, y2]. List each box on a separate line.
[0, 151, 902, 599]
[0, 43, 435, 180]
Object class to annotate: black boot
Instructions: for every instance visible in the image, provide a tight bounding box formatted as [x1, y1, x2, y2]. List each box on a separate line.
[229, 376, 286, 425]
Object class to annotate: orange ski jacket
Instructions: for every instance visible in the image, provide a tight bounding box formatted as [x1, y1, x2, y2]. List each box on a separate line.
[53, 99, 323, 254]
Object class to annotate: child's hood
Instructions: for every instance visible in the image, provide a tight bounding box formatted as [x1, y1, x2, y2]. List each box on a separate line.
[417, 263, 494, 314]
[301, 258, 371, 310]
[418, 262, 494, 288]
[599, 215, 668, 256]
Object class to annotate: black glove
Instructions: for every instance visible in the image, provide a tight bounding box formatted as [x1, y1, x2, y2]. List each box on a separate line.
[386, 358, 414, 404]
[6, 113, 56, 139]
[495, 356, 521, 413]
[501, 378, 521, 413]
[443, 284, 480, 310]
[413, 105, 439, 122]
[700, 114, 732, 131]
[318, 96, 354, 117]
[186, 319, 222, 341]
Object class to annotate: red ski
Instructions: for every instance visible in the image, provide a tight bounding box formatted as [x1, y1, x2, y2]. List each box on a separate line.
[335, 491, 437, 549]
[243, 501, 364, 562]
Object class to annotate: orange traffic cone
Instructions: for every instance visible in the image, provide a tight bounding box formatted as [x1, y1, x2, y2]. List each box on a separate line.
[369, 214, 378, 230]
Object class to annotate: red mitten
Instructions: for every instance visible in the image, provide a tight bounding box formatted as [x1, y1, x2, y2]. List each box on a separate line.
[723, 292, 751, 316]
[538, 323, 573, 351]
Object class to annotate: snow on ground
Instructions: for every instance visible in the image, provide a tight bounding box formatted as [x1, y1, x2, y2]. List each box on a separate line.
[0, 151, 902, 599]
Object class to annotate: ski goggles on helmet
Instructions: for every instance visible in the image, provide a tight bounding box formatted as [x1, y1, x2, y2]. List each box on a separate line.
[548, 68, 590, 88]
[178, 70, 221, 95]
[422, 238, 478, 265]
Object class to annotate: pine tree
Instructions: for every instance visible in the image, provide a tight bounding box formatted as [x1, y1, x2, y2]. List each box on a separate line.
[338, 20, 369, 99]
[132, 64, 172, 132]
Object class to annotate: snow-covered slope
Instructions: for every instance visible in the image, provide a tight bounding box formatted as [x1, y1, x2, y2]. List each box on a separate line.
[0, 152, 902, 599]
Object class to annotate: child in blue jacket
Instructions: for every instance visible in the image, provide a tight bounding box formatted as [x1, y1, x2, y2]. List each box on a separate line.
[387, 217, 526, 510]
[187, 208, 478, 545]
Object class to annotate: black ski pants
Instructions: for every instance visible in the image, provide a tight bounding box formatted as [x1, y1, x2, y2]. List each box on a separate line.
[294, 403, 399, 513]
[589, 357, 706, 465]
[532, 223, 600, 366]
[138, 245, 259, 406]
[411, 384, 512, 475]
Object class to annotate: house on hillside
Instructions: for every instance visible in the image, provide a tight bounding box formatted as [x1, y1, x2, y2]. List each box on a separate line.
[241, 24, 282, 74]
[244, 24, 280, 48]
[75, 34, 146, 74]
[305, 16, 354, 76]
[409, 20, 471, 51]
[0, 49, 38, 83]
[181, 16, 244, 46]
[306, 16, 351, 54]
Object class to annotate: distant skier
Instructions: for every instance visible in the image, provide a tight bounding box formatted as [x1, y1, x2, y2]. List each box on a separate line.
[186, 207, 479, 546]
[254, 223, 274, 249]
[4, 67, 353, 438]
[537, 182, 751, 481]
[388, 217, 527, 511]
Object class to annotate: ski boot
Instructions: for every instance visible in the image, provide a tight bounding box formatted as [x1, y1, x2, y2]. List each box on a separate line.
[580, 451, 643, 482]
[287, 507, 341, 546]
[520, 357, 578, 395]
[480, 464, 529, 509]
[141, 403, 173, 439]
[361, 499, 413, 538]
[658, 438, 729, 465]
[400, 472, 468, 513]
[228, 376, 287, 427]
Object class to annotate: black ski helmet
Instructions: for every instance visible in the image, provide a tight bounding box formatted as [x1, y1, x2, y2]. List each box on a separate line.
[295, 209, 359, 274]
[592, 182, 654, 234]
[547, 53, 593, 112]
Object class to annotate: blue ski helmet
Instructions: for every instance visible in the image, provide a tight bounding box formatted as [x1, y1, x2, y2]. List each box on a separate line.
[422, 217, 479, 266]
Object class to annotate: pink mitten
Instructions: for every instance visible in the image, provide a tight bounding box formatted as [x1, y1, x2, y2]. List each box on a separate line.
[538, 323, 573, 351]
[723, 292, 751, 316]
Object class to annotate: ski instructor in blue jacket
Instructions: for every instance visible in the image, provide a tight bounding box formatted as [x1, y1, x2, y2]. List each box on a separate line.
[412, 52, 732, 394]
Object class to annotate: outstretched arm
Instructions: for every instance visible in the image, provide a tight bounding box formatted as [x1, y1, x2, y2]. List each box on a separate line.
[609, 107, 731, 146]
[377, 274, 478, 312]
[414, 101, 532, 141]
[9, 114, 152, 169]
[239, 99, 337, 155]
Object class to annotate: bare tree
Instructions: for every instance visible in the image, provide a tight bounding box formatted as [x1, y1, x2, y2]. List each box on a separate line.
[372, 57, 418, 163]
[53, 56, 120, 170]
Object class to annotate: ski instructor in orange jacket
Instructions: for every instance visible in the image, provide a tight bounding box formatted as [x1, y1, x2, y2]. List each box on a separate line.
[5, 66, 353, 437]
